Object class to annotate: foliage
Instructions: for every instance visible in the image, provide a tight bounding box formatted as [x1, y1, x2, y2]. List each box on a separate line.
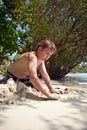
[0, 59, 10, 74]
[0, 2, 18, 63]
[71, 63, 87, 73]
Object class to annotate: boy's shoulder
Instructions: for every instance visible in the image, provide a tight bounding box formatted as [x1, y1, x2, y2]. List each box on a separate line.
[28, 51, 36, 58]
[21, 51, 36, 58]
[20, 51, 37, 62]
[26, 51, 37, 62]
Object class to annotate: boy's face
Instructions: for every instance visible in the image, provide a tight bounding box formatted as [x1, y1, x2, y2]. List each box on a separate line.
[37, 47, 53, 61]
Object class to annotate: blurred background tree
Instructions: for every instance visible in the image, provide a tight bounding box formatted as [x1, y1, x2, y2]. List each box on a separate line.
[0, 0, 87, 78]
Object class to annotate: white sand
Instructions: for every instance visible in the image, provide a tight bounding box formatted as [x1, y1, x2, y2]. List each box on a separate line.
[0, 78, 87, 130]
[0, 98, 87, 130]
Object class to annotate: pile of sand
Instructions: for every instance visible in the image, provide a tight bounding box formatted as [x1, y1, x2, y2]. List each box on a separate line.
[0, 78, 87, 105]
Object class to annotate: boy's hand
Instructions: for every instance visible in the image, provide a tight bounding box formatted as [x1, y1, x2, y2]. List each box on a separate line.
[48, 93, 59, 100]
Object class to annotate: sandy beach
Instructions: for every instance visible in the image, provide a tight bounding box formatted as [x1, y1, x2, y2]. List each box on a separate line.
[0, 78, 87, 130]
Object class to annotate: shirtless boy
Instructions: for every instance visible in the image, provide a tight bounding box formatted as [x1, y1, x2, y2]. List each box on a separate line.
[0, 38, 62, 99]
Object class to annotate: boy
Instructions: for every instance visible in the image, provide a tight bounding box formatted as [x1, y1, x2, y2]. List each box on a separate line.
[0, 38, 62, 99]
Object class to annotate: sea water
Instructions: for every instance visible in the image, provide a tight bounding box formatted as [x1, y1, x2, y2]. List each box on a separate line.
[65, 72, 87, 86]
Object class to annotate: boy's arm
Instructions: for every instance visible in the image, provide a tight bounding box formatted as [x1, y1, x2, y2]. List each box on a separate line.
[38, 62, 63, 94]
[28, 55, 58, 99]
[38, 62, 53, 92]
